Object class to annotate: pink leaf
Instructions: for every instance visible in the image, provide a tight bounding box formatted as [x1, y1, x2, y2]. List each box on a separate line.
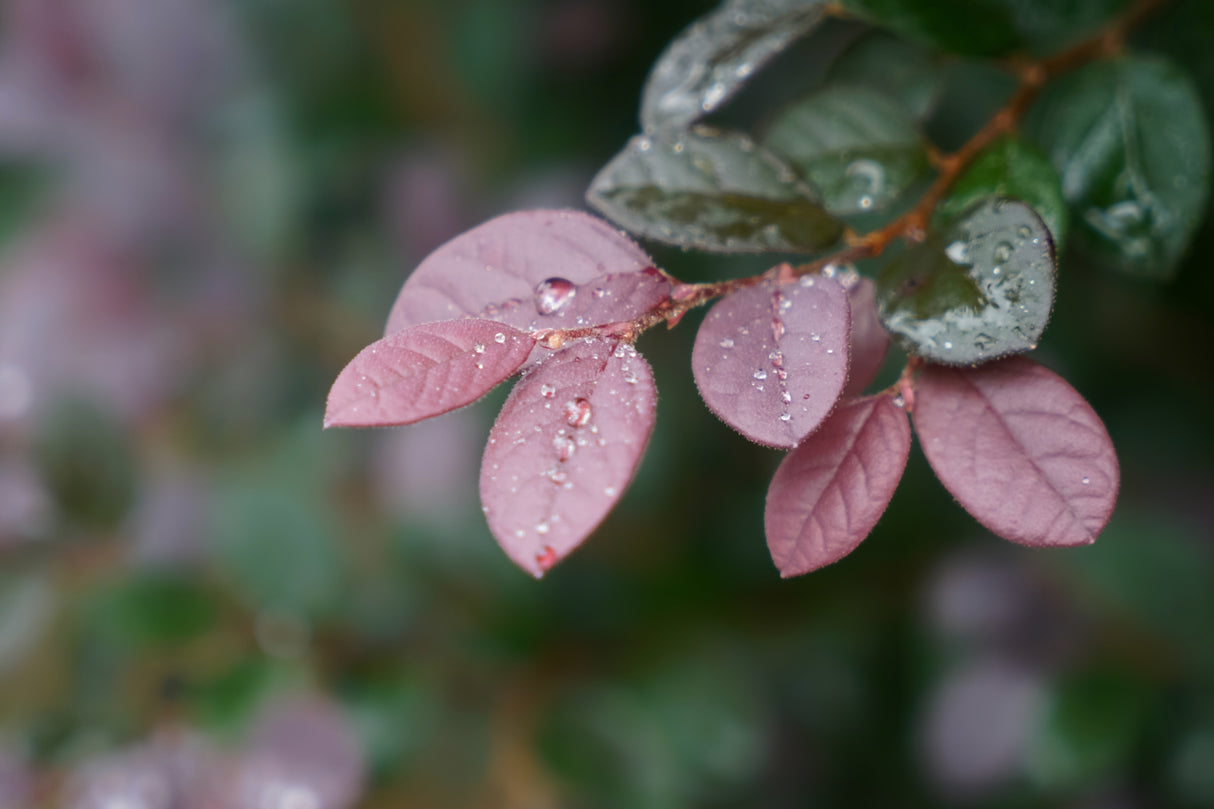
[324, 320, 534, 428]
[480, 339, 657, 577]
[843, 278, 891, 397]
[384, 209, 669, 337]
[691, 275, 850, 448]
[912, 357, 1119, 546]
[765, 394, 911, 577]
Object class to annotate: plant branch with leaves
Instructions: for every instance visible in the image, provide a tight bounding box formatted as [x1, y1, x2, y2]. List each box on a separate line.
[326, 0, 1208, 579]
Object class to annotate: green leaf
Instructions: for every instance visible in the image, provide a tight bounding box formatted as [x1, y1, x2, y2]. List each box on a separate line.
[90, 573, 218, 647]
[837, 0, 1132, 57]
[825, 31, 943, 120]
[210, 484, 344, 619]
[938, 135, 1068, 244]
[837, 0, 1020, 56]
[762, 84, 930, 215]
[1029, 56, 1211, 279]
[1026, 670, 1152, 790]
[640, 0, 829, 132]
[587, 127, 843, 253]
[0, 162, 46, 250]
[877, 198, 1055, 364]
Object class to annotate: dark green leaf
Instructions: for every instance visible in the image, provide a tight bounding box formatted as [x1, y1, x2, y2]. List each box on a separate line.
[938, 135, 1068, 244]
[91, 574, 218, 647]
[0, 162, 46, 251]
[825, 31, 943, 120]
[587, 127, 843, 253]
[877, 198, 1055, 364]
[837, 0, 1020, 56]
[640, 0, 829, 132]
[1026, 670, 1152, 790]
[1029, 56, 1210, 279]
[762, 84, 930, 215]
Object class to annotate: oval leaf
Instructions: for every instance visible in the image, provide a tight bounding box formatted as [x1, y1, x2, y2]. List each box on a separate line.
[843, 276, 890, 397]
[765, 394, 911, 576]
[913, 357, 1120, 547]
[937, 134, 1068, 244]
[325, 320, 534, 428]
[588, 128, 843, 254]
[1029, 56, 1210, 279]
[384, 209, 667, 336]
[762, 84, 930, 215]
[480, 340, 657, 577]
[826, 31, 943, 120]
[876, 198, 1055, 365]
[640, 0, 828, 132]
[692, 275, 850, 448]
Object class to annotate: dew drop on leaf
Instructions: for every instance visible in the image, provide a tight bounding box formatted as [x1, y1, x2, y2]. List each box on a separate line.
[563, 398, 593, 427]
[534, 277, 577, 315]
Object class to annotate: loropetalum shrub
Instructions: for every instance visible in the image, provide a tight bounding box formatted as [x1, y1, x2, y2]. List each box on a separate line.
[327, 0, 1208, 578]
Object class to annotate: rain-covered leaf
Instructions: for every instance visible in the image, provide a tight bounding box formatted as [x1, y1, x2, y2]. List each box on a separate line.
[587, 128, 843, 253]
[691, 274, 850, 448]
[837, 0, 1020, 56]
[762, 85, 930, 215]
[938, 135, 1068, 244]
[876, 198, 1055, 365]
[913, 357, 1119, 547]
[384, 209, 667, 335]
[826, 31, 943, 120]
[639, 0, 829, 132]
[765, 394, 910, 576]
[842, 276, 890, 397]
[480, 340, 656, 578]
[1029, 56, 1210, 279]
[324, 320, 534, 429]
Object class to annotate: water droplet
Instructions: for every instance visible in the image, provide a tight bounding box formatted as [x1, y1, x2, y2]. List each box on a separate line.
[736, 62, 754, 79]
[604, 486, 617, 497]
[811, 333, 821, 342]
[993, 241, 1014, 263]
[535, 521, 550, 535]
[826, 348, 834, 354]
[563, 398, 592, 427]
[753, 369, 768, 381]
[473, 343, 486, 354]
[492, 332, 506, 344]
[701, 82, 727, 111]
[622, 368, 638, 384]
[547, 468, 568, 485]
[779, 412, 791, 422]
[858, 196, 874, 209]
[534, 277, 577, 315]
[536, 545, 557, 570]
[946, 241, 969, 264]
[943, 341, 953, 350]
[593, 287, 607, 299]
[636, 137, 652, 152]
[1081, 477, 1091, 486]
[719, 337, 735, 349]
[539, 383, 557, 398]
[892, 393, 906, 408]
[799, 275, 815, 287]
[672, 141, 685, 154]
[1017, 225, 1032, 240]
[553, 435, 576, 461]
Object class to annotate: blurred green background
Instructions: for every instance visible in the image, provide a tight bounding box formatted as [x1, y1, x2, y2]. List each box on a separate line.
[0, 1, 1212, 807]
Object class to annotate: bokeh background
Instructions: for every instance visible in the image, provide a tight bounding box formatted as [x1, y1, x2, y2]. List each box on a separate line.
[0, 0, 1212, 807]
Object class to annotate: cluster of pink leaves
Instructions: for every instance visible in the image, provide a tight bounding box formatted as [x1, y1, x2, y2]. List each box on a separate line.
[326, 210, 1120, 578]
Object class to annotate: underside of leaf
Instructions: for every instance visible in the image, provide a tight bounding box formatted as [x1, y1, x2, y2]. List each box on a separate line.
[765, 394, 911, 576]
[912, 357, 1120, 547]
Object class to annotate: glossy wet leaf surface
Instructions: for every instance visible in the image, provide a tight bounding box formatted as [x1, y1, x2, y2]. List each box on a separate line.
[325, 320, 535, 429]
[837, 0, 1020, 56]
[913, 357, 1119, 547]
[480, 340, 657, 578]
[588, 128, 843, 253]
[1030, 56, 1211, 279]
[692, 275, 850, 448]
[385, 210, 667, 336]
[640, 0, 828, 132]
[763, 84, 930, 215]
[765, 394, 911, 577]
[938, 135, 1068, 244]
[876, 198, 1055, 365]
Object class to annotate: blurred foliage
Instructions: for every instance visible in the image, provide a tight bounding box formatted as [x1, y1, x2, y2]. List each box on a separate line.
[0, 0, 1211, 807]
